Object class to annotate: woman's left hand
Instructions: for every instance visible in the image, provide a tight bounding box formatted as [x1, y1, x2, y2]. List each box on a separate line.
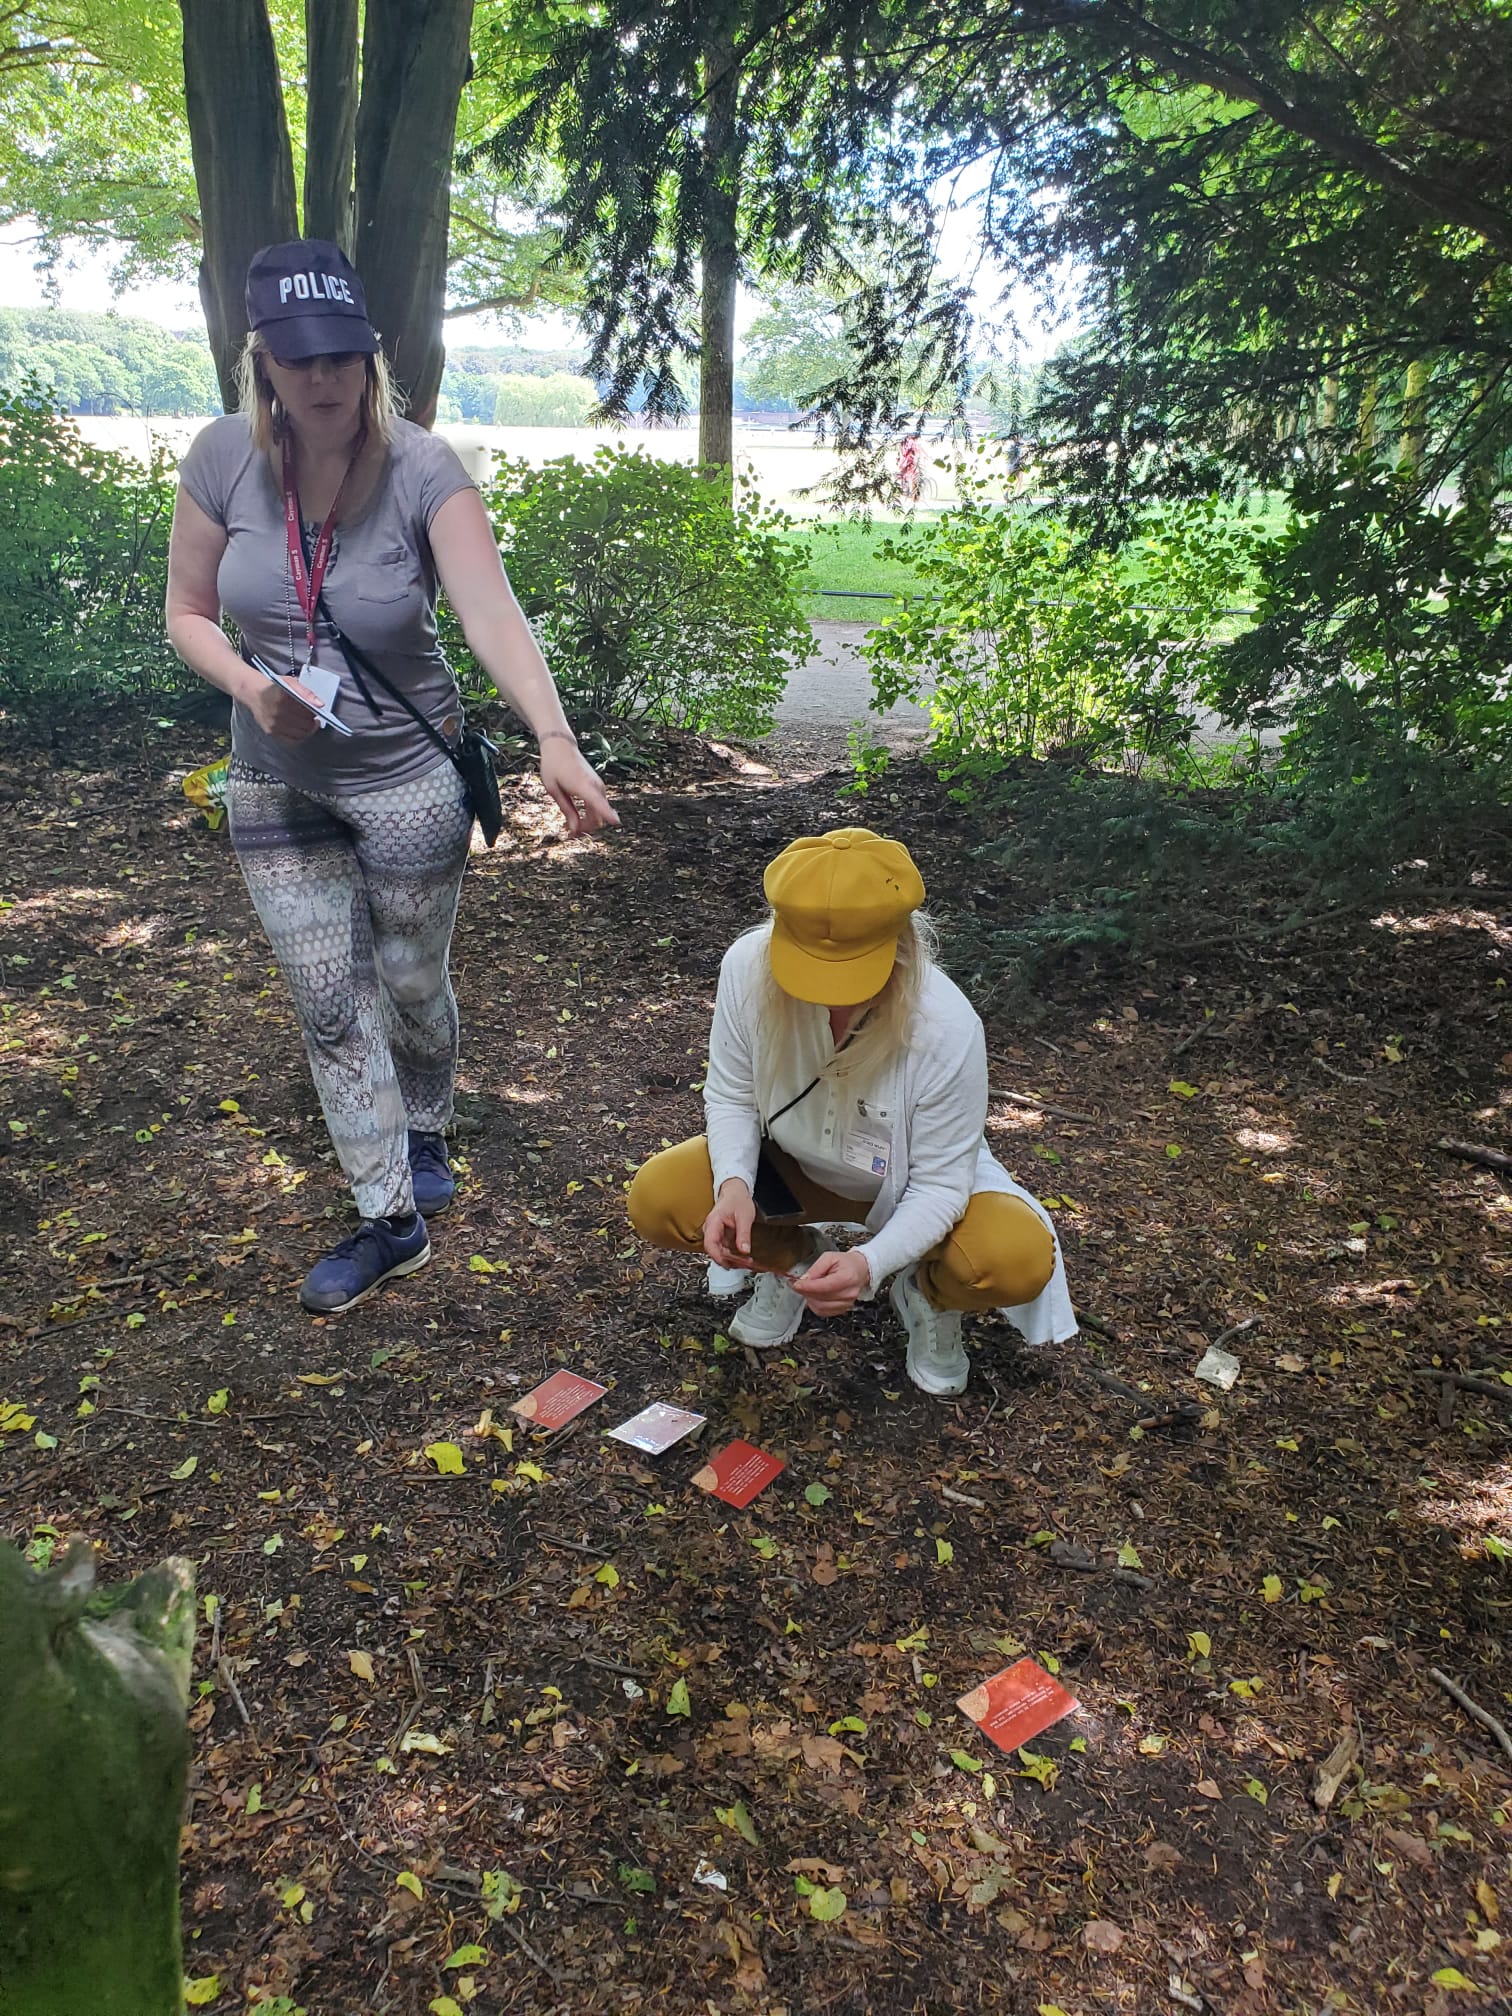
[791, 1248, 872, 1316]
[540, 740, 620, 838]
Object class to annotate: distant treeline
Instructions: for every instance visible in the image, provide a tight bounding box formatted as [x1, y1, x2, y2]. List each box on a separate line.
[0, 308, 785, 423]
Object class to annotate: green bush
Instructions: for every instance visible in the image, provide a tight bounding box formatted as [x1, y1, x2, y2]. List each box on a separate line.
[860, 495, 1256, 782]
[467, 445, 812, 737]
[1212, 464, 1512, 797]
[0, 378, 183, 710]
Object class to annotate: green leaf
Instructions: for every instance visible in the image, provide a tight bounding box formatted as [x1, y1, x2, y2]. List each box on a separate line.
[595, 1562, 620, 1588]
[618, 1863, 656, 1893]
[425, 1441, 465, 1475]
[1187, 1630, 1211, 1659]
[1245, 1777, 1268, 1805]
[245, 1783, 263, 1815]
[804, 1482, 832, 1507]
[828, 1716, 867, 1736]
[935, 1537, 954, 1566]
[443, 1944, 489, 1969]
[950, 1749, 983, 1774]
[395, 1870, 423, 1898]
[1429, 1967, 1478, 1990]
[429, 2000, 465, 2016]
[1168, 1079, 1200, 1098]
[169, 1455, 198, 1481]
[751, 1534, 778, 1558]
[715, 1800, 760, 1846]
[666, 1677, 691, 1718]
[1165, 1143, 1183, 1159]
[183, 1978, 222, 2006]
[807, 1885, 847, 1922]
[1117, 1541, 1142, 1568]
[1017, 1748, 1058, 1788]
[206, 1388, 229, 1414]
[1261, 1573, 1283, 1602]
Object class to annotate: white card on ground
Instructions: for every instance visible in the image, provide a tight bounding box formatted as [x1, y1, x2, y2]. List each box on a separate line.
[607, 1402, 706, 1454]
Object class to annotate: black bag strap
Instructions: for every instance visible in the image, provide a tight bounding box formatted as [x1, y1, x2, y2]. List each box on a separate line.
[297, 516, 468, 773]
[760, 1023, 865, 1134]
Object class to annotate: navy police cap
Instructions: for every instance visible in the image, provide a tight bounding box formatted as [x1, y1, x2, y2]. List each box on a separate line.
[245, 239, 379, 361]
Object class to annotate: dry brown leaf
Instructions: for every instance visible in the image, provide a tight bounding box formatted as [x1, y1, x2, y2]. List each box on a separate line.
[348, 1649, 375, 1683]
[800, 1734, 846, 1773]
[1083, 1919, 1125, 1955]
[1195, 1778, 1222, 1800]
[787, 1858, 847, 1884]
[1477, 1879, 1500, 1923]
[1383, 1827, 1435, 1871]
[1143, 1841, 1184, 1873]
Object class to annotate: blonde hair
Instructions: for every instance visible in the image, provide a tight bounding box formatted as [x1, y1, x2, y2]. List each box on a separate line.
[750, 908, 940, 1121]
[235, 328, 401, 453]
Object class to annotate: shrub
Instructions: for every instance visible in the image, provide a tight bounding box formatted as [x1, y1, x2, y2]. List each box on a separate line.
[0, 378, 183, 710]
[860, 495, 1257, 782]
[490, 371, 597, 427]
[467, 446, 812, 737]
[1212, 464, 1512, 798]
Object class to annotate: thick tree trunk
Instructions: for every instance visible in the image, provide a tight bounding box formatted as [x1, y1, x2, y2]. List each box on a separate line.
[697, 30, 741, 482]
[0, 1545, 194, 2015]
[354, 0, 475, 428]
[179, 0, 298, 410]
[304, 0, 359, 252]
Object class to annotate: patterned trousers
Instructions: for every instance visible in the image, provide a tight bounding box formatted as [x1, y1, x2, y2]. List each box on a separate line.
[226, 756, 473, 1220]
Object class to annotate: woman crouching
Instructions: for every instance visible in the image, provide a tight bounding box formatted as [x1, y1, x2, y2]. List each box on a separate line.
[628, 830, 1076, 1395]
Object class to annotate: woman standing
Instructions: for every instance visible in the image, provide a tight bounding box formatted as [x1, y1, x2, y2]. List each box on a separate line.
[628, 831, 1075, 1397]
[166, 239, 616, 1314]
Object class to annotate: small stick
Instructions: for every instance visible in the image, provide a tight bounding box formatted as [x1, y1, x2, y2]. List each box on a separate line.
[1171, 1020, 1212, 1059]
[217, 1657, 252, 1729]
[533, 1529, 605, 1556]
[1211, 1315, 1262, 1353]
[498, 1914, 565, 1985]
[940, 1485, 987, 1509]
[1428, 1666, 1512, 1763]
[1407, 1369, 1512, 1408]
[1315, 1059, 1366, 1083]
[1076, 1311, 1120, 1342]
[1438, 1380, 1457, 1430]
[575, 1651, 656, 1681]
[1436, 1138, 1512, 1176]
[1030, 1035, 1063, 1057]
[988, 1089, 1102, 1125]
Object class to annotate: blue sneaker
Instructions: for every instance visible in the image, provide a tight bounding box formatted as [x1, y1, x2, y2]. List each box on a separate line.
[408, 1130, 456, 1215]
[299, 1216, 430, 1314]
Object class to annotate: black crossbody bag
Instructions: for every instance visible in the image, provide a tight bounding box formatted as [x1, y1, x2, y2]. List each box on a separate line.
[751, 1026, 862, 1217]
[301, 531, 503, 848]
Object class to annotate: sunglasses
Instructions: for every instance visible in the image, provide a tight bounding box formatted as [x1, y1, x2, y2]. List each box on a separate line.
[271, 351, 366, 372]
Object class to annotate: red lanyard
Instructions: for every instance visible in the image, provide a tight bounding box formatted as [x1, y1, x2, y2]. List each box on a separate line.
[281, 431, 364, 663]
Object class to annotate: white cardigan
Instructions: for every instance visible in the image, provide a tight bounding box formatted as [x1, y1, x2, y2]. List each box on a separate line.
[703, 933, 1077, 1347]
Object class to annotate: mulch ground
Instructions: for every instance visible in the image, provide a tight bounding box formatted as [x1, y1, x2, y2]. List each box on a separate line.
[1, 711, 1510, 2016]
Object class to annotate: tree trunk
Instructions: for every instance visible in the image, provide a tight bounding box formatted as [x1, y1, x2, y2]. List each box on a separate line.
[179, 0, 298, 409]
[697, 29, 741, 482]
[1357, 369, 1380, 456]
[1400, 356, 1431, 476]
[304, 0, 359, 252]
[0, 1545, 194, 2015]
[354, 0, 475, 428]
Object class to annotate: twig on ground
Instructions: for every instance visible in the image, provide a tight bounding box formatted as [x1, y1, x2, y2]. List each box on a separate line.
[217, 1657, 251, 1729]
[498, 1915, 566, 1985]
[1314, 1058, 1366, 1083]
[1407, 1368, 1512, 1407]
[1075, 1311, 1120, 1342]
[1436, 1137, 1512, 1176]
[1084, 1367, 1147, 1406]
[1428, 1666, 1512, 1763]
[1030, 1034, 1063, 1056]
[988, 1089, 1103, 1125]
[1171, 1020, 1213, 1060]
[1212, 1315, 1262, 1353]
[575, 1651, 656, 1681]
[1048, 1539, 1156, 1592]
[1439, 1380, 1457, 1430]
[940, 1485, 987, 1509]
[532, 1528, 607, 1557]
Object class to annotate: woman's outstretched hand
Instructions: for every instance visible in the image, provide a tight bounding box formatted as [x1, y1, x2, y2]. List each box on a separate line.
[791, 1248, 872, 1315]
[703, 1178, 756, 1270]
[540, 741, 619, 837]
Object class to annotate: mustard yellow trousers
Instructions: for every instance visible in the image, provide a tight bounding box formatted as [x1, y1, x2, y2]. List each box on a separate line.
[628, 1135, 1055, 1314]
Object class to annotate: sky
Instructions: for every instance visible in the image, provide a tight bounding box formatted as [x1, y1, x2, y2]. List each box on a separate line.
[0, 176, 1076, 361]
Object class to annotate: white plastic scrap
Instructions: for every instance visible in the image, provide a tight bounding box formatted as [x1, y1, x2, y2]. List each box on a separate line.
[693, 1860, 729, 1891]
[1193, 1346, 1241, 1391]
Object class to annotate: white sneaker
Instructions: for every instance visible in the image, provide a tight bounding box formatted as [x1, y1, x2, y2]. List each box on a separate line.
[728, 1234, 836, 1348]
[707, 1261, 749, 1299]
[890, 1265, 970, 1397]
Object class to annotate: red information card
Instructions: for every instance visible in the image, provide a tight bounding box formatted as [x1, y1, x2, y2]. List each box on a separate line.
[692, 1440, 786, 1508]
[510, 1370, 607, 1430]
[955, 1658, 1079, 1754]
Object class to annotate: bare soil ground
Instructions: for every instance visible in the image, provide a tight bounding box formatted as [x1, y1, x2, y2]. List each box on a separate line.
[1, 713, 1509, 2016]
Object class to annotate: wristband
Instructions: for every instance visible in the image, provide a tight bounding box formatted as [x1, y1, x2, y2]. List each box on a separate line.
[538, 728, 577, 747]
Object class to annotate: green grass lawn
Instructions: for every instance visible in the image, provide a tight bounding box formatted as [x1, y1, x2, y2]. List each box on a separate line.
[784, 495, 1289, 624]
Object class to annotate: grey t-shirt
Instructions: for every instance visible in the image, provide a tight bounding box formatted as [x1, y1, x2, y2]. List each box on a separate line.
[177, 414, 475, 794]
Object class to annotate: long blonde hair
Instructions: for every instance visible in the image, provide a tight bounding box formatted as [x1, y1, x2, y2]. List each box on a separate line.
[235, 328, 401, 453]
[750, 908, 940, 1120]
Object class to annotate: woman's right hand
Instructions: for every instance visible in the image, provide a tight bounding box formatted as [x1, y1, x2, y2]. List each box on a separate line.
[246, 673, 320, 741]
[703, 1178, 757, 1270]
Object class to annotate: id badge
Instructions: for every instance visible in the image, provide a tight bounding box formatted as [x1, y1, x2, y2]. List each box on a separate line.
[298, 660, 343, 718]
[842, 1123, 891, 1179]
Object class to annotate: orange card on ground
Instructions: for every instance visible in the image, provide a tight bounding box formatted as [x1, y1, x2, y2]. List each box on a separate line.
[509, 1370, 607, 1430]
[955, 1658, 1079, 1754]
[692, 1440, 785, 1508]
